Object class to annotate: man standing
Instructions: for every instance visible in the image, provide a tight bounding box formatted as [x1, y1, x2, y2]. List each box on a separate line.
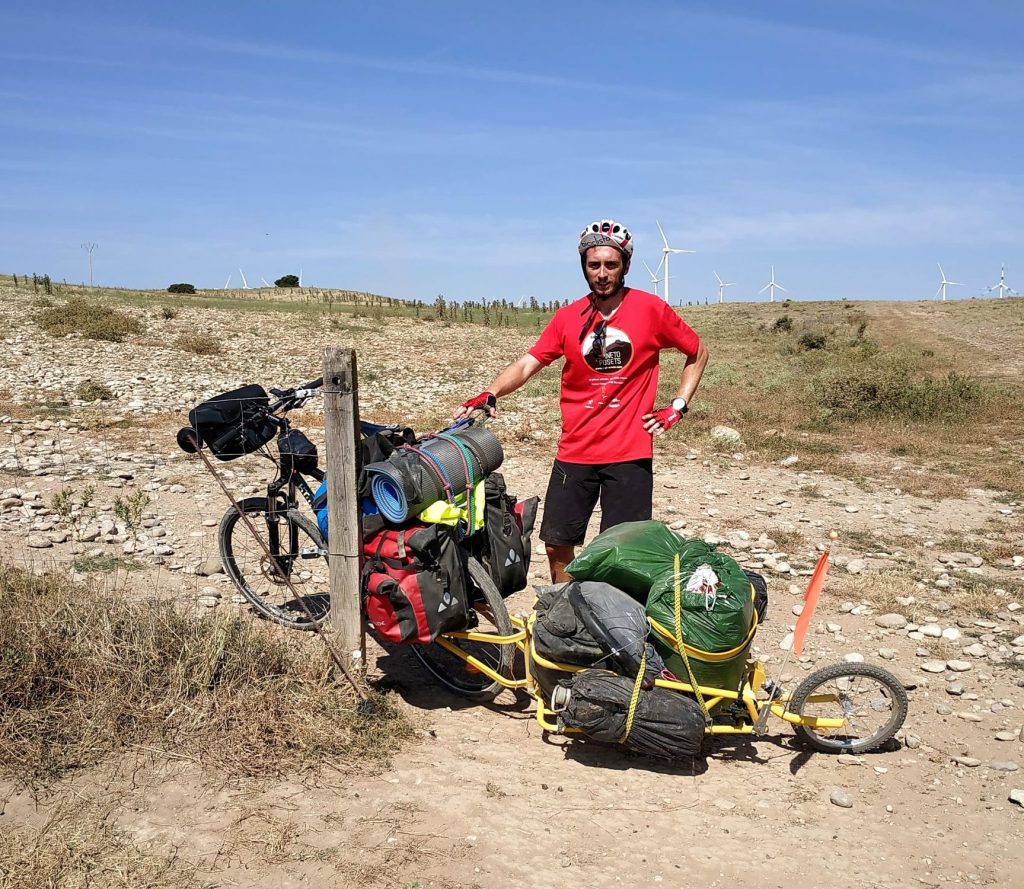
[456, 219, 709, 581]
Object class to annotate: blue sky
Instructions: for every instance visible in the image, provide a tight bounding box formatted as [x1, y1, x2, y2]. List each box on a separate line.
[1, 2, 1022, 303]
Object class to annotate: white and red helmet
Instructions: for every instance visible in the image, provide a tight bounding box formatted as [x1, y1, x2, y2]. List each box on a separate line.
[578, 219, 633, 260]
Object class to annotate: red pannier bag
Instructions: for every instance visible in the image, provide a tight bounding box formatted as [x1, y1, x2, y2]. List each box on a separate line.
[362, 522, 470, 644]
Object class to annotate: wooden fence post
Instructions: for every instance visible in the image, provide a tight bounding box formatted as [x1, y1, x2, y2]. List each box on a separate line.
[322, 347, 365, 673]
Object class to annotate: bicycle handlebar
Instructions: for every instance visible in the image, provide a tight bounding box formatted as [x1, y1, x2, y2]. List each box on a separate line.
[267, 377, 324, 412]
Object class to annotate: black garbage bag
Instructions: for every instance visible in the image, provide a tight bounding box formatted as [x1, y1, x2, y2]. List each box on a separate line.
[532, 581, 665, 680]
[532, 583, 605, 667]
[556, 670, 706, 759]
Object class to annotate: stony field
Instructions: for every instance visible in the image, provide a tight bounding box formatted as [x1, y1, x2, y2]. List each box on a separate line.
[2, 282, 1023, 888]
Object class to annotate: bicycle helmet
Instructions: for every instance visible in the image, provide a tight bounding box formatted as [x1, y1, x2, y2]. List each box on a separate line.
[578, 219, 633, 260]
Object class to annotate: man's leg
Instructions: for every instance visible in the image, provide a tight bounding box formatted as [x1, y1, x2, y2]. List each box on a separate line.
[538, 460, 600, 582]
[544, 544, 576, 584]
[597, 459, 654, 532]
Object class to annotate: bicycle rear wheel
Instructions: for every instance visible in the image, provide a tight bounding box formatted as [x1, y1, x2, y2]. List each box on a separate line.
[218, 497, 330, 630]
[410, 556, 514, 702]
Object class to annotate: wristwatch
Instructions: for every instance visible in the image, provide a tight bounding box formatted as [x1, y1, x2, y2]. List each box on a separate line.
[671, 397, 688, 415]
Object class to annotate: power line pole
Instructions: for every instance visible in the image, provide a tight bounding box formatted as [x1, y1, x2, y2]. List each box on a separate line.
[81, 242, 98, 287]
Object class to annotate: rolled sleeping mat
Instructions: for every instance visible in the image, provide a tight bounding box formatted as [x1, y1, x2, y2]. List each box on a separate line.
[365, 427, 504, 523]
[415, 427, 504, 491]
[366, 465, 410, 523]
[365, 451, 450, 523]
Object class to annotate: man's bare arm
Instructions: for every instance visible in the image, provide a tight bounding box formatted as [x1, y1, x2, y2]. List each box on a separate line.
[454, 353, 545, 418]
[642, 340, 710, 436]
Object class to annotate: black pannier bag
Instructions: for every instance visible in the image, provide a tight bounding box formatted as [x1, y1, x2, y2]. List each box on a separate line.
[188, 384, 277, 461]
[554, 670, 706, 759]
[278, 428, 319, 475]
[481, 472, 538, 597]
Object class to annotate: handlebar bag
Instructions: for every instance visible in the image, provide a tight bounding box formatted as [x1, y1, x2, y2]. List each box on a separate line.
[362, 522, 470, 644]
[278, 429, 319, 475]
[187, 384, 277, 461]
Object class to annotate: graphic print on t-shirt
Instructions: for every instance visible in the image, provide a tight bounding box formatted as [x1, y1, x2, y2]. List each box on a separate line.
[581, 323, 634, 374]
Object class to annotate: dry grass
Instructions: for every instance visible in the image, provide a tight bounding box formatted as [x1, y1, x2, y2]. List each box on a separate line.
[657, 299, 1024, 497]
[0, 794, 207, 889]
[174, 333, 223, 356]
[0, 564, 412, 791]
[830, 566, 1021, 619]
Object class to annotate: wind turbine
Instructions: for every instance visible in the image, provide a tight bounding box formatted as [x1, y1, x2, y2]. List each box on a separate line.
[714, 271, 735, 304]
[989, 264, 1012, 299]
[642, 258, 664, 297]
[758, 266, 787, 303]
[239, 268, 250, 290]
[223, 273, 232, 290]
[298, 267, 303, 287]
[935, 263, 962, 302]
[260, 277, 271, 287]
[655, 220, 695, 304]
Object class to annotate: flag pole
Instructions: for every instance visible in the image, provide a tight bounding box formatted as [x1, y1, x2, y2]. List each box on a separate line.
[752, 531, 837, 735]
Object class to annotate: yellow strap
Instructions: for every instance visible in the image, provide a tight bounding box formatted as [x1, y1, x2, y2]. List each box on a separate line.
[672, 552, 713, 726]
[618, 648, 648, 744]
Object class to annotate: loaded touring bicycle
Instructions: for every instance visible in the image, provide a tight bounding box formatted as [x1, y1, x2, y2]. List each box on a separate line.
[178, 380, 908, 759]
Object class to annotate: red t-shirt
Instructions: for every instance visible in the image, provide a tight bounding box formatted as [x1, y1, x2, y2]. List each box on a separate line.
[528, 288, 700, 464]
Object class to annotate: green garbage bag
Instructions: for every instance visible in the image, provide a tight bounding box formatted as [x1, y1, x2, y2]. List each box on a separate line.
[566, 521, 706, 602]
[645, 543, 754, 655]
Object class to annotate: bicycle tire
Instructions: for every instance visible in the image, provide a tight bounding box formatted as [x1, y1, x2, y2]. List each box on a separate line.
[789, 662, 909, 754]
[218, 497, 330, 630]
[410, 556, 514, 702]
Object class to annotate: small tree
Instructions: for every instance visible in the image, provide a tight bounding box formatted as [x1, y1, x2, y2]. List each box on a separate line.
[275, 274, 300, 288]
[167, 283, 196, 294]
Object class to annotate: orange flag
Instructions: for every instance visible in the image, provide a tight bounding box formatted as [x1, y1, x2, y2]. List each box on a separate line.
[791, 547, 831, 657]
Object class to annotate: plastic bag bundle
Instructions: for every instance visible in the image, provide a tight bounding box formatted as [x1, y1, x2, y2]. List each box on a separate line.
[565, 521, 707, 601]
[646, 544, 754, 654]
[555, 670, 706, 758]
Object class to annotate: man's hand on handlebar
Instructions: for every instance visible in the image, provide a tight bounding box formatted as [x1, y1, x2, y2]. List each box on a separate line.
[454, 391, 497, 420]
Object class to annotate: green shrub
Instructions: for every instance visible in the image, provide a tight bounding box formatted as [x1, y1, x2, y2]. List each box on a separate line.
[174, 333, 222, 355]
[771, 315, 792, 332]
[167, 283, 196, 294]
[159, 305, 179, 319]
[798, 330, 828, 350]
[813, 361, 982, 422]
[36, 299, 144, 342]
[75, 379, 114, 401]
[274, 274, 300, 287]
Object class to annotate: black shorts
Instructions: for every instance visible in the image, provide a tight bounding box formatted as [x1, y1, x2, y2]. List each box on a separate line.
[539, 458, 654, 547]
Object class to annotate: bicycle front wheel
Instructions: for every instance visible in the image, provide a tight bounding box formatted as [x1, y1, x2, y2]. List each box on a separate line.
[410, 556, 514, 702]
[218, 497, 330, 630]
[789, 662, 908, 754]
